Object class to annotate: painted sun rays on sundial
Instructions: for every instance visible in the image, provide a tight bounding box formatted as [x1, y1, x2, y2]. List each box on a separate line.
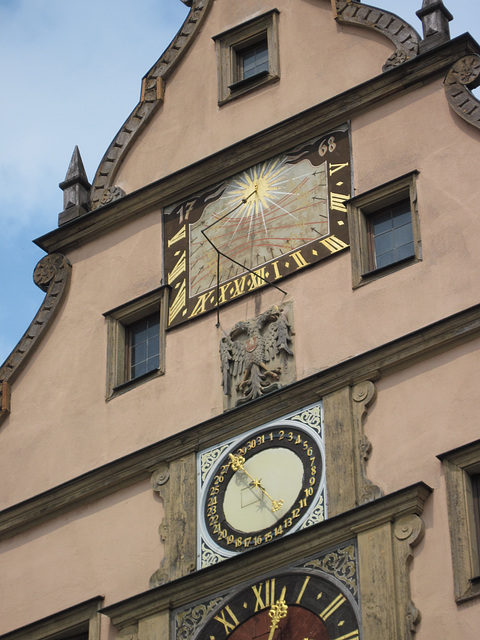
[189, 156, 329, 295]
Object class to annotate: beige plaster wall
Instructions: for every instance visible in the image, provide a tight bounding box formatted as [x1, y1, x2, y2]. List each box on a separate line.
[1, 76, 480, 509]
[362, 338, 480, 638]
[114, 0, 395, 192]
[0, 478, 162, 635]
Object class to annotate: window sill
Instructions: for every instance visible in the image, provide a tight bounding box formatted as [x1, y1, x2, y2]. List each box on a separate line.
[108, 367, 163, 401]
[219, 72, 279, 105]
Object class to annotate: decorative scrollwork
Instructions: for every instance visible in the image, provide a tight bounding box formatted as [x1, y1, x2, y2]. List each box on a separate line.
[304, 543, 358, 599]
[151, 463, 170, 491]
[444, 55, 480, 130]
[301, 496, 325, 529]
[290, 403, 322, 436]
[176, 599, 223, 640]
[201, 443, 230, 482]
[201, 540, 224, 567]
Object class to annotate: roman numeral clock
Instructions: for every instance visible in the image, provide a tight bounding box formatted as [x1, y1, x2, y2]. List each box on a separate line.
[163, 125, 351, 327]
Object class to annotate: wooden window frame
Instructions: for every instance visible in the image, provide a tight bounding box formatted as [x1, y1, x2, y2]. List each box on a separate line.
[347, 171, 421, 288]
[213, 9, 280, 105]
[104, 287, 168, 400]
[438, 440, 480, 602]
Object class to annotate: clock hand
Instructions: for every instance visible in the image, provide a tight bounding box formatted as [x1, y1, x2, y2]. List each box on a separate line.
[267, 587, 288, 640]
[229, 454, 284, 513]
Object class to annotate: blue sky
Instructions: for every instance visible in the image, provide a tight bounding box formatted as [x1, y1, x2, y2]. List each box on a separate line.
[0, 0, 478, 365]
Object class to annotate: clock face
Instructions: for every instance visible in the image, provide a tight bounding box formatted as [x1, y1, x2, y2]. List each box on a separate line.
[164, 125, 351, 327]
[192, 569, 360, 640]
[198, 413, 326, 567]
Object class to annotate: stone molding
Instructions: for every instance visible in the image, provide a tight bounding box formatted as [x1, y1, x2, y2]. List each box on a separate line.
[89, 0, 213, 211]
[0, 596, 103, 640]
[35, 35, 479, 256]
[149, 457, 196, 588]
[444, 54, 480, 129]
[100, 482, 431, 632]
[0, 253, 71, 427]
[332, 0, 421, 70]
[0, 301, 478, 541]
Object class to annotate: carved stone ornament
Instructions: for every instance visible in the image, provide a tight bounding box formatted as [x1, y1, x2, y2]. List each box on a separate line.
[219, 302, 295, 409]
[333, 0, 420, 71]
[352, 381, 384, 505]
[0, 253, 71, 426]
[444, 55, 480, 130]
[99, 185, 126, 207]
[393, 514, 425, 638]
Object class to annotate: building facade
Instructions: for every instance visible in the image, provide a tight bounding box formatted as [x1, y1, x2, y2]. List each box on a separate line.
[1, 1, 480, 639]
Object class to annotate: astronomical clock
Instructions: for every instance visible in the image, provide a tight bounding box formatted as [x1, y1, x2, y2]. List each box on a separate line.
[174, 544, 361, 640]
[197, 402, 325, 568]
[164, 125, 351, 327]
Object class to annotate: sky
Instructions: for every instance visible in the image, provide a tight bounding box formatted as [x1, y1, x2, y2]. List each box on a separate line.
[0, 0, 478, 365]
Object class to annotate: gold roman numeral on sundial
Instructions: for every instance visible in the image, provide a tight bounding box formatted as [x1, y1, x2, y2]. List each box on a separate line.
[168, 280, 186, 324]
[167, 251, 186, 284]
[330, 192, 349, 212]
[320, 236, 349, 253]
[334, 630, 359, 640]
[167, 225, 186, 247]
[329, 162, 349, 176]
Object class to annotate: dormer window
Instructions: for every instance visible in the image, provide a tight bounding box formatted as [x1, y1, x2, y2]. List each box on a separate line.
[214, 10, 280, 104]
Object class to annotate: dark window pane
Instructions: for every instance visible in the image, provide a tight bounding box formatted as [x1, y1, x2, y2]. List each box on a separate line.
[241, 41, 269, 79]
[374, 231, 394, 256]
[371, 201, 414, 269]
[127, 313, 160, 380]
[394, 222, 414, 248]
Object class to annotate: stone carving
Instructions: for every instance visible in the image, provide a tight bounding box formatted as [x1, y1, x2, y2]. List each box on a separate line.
[98, 186, 126, 207]
[333, 1, 420, 71]
[0, 254, 71, 426]
[393, 514, 425, 639]
[304, 543, 358, 599]
[149, 456, 196, 587]
[416, 0, 453, 53]
[90, 0, 213, 210]
[58, 146, 91, 226]
[352, 381, 384, 505]
[175, 598, 223, 640]
[444, 55, 480, 130]
[219, 303, 294, 408]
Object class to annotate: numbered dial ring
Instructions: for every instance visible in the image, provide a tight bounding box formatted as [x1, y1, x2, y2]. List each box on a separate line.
[195, 570, 360, 640]
[203, 425, 324, 552]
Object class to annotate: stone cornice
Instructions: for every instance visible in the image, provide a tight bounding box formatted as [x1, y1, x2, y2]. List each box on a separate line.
[0, 301, 478, 541]
[100, 482, 432, 628]
[35, 34, 480, 256]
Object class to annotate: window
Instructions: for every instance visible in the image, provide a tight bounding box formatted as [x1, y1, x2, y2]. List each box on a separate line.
[0, 598, 102, 640]
[213, 10, 280, 104]
[438, 440, 480, 602]
[347, 171, 421, 288]
[104, 287, 167, 399]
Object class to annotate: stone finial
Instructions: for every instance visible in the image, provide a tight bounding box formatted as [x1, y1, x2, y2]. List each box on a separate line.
[58, 146, 91, 226]
[180, 0, 193, 6]
[416, 0, 453, 53]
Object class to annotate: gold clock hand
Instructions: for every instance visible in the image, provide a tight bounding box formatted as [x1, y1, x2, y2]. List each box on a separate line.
[228, 454, 285, 513]
[267, 587, 288, 640]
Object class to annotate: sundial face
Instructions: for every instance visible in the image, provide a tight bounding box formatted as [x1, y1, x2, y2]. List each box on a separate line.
[163, 125, 351, 328]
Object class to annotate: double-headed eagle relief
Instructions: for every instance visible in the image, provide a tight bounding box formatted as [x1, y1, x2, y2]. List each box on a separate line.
[220, 304, 295, 408]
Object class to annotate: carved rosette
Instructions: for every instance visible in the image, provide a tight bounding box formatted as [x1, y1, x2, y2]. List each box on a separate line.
[352, 381, 384, 505]
[393, 514, 425, 638]
[444, 55, 480, 130]
[90, 0, 213, 210]
[333, 1, 420, 71]
[99, 186, 126, 206]
[0, 253, 71, 425]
